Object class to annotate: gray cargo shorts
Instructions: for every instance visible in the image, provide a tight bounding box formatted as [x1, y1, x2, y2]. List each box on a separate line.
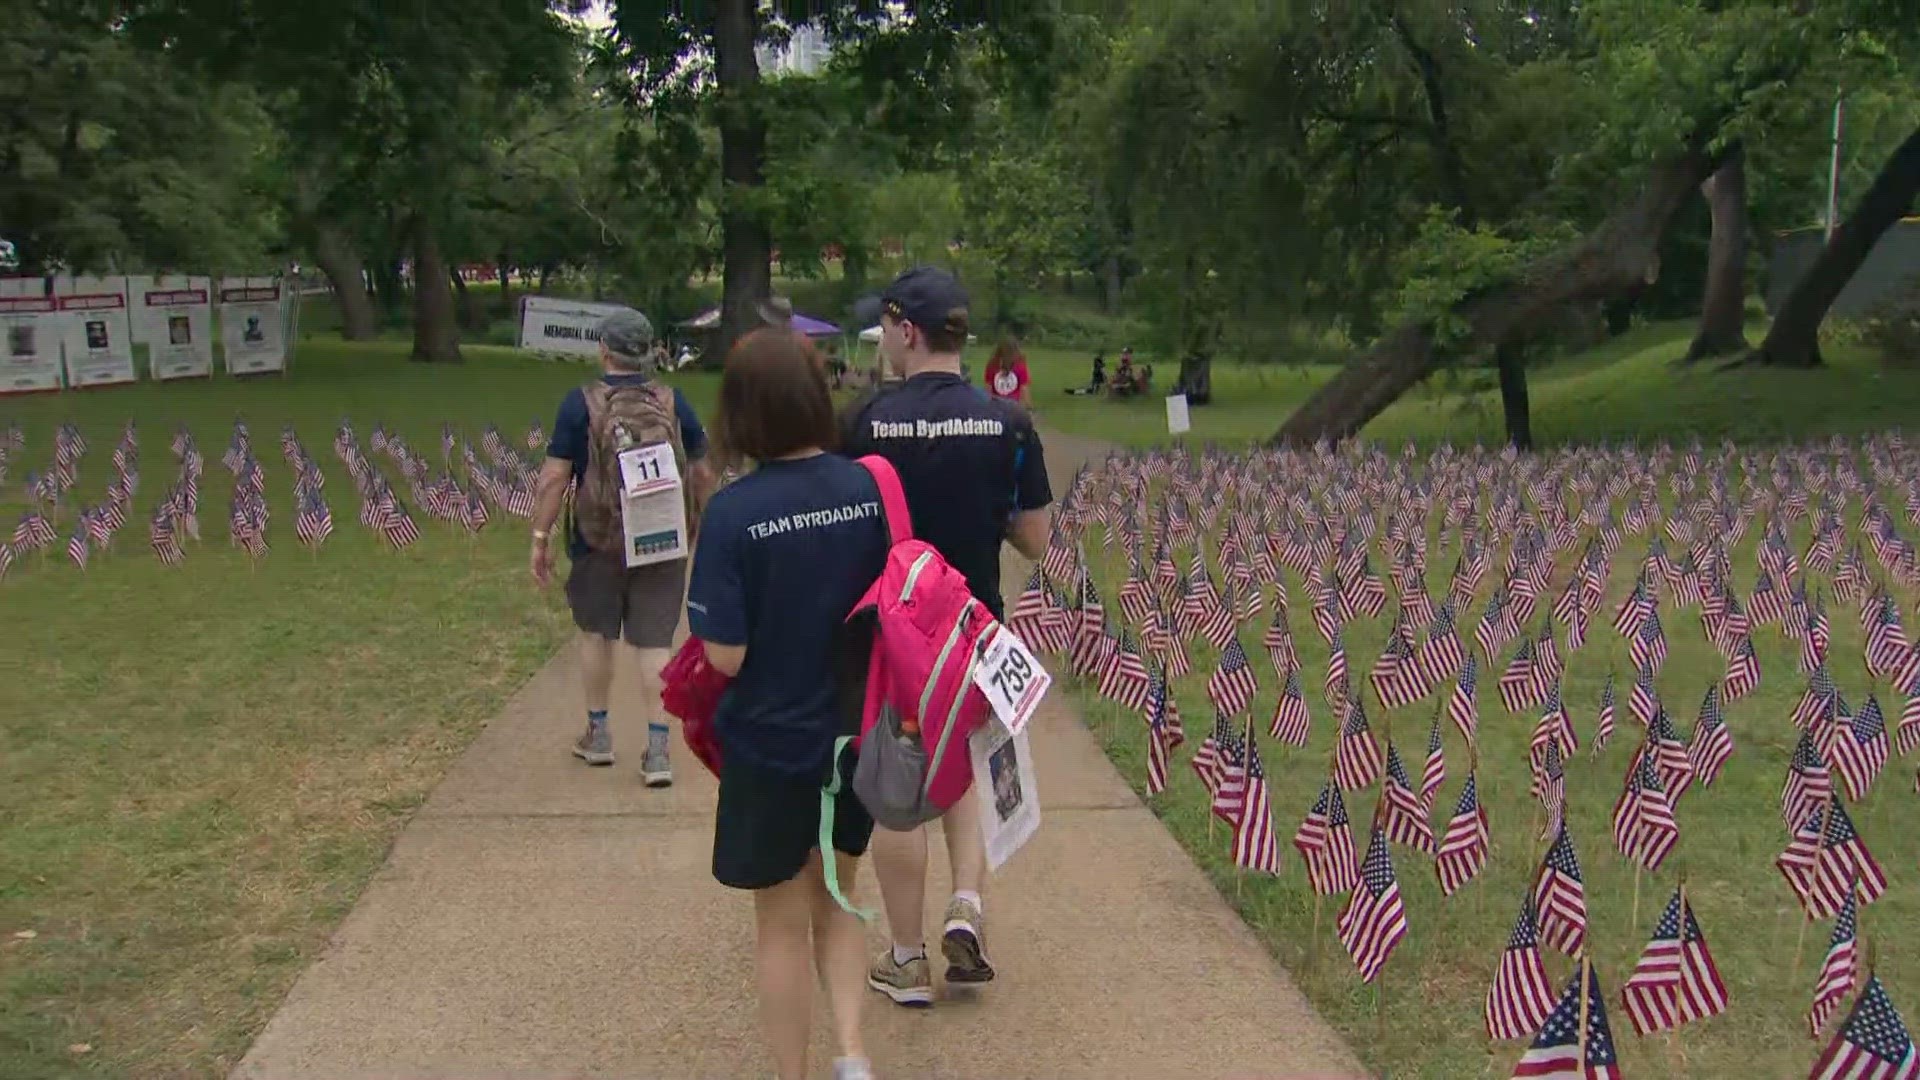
[563, 551, 688, 648]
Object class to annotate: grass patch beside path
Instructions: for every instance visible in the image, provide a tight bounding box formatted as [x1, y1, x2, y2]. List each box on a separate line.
[1017, 322, 1920, 449]
[0, 341, 718, 1079]
[1063, 493, 1920, 1079]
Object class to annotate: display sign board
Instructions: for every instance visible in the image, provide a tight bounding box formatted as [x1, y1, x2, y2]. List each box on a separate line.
[55, 275, 138, 388]
[0, 278, 62, 394]
[219, 276, 287, 375]
[517, 295, 636, 360]
[139, 275, 214, 380]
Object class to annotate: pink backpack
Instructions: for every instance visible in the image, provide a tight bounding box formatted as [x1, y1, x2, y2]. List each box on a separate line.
[848, 455, 996, 825]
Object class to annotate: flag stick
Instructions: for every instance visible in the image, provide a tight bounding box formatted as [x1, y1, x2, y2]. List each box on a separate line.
[1575, 954, 1592, 1067]
[1792, 912, 1811, 980]
[1631, 863, 1642, 931]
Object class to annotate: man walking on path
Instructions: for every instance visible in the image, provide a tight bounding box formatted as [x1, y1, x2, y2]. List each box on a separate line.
[530, 308, 711, 788]
[842, 267, 1054, 1007]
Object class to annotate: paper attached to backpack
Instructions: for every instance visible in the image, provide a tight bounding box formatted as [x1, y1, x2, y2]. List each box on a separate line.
[617, 442, 687, 568]
[970, 624, 1051, 738]
[970, 715, 1041, 872]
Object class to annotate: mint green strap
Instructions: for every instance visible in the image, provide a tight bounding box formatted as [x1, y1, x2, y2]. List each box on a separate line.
[820, 735, 876, 921]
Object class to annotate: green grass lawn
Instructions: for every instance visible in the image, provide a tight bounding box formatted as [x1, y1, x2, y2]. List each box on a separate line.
[1015, 321, 1920, 449]
[0, 340, 719, 1079]
[1065, 484, 1920, 1079]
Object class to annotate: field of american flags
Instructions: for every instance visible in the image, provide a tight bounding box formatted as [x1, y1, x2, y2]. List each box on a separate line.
[1041, 434, 1920, 1078]
[0, 341, 722, 1080]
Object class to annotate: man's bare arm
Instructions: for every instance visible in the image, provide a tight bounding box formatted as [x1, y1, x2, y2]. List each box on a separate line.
[530, 457, 573, 537]
[1006, 506, 1051, 562]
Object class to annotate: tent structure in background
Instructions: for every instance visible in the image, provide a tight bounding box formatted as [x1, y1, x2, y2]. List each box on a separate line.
[676, 306, 841, 338]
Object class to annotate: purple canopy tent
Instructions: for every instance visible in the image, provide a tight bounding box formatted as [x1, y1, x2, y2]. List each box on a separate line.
[675, 306, 841, 338]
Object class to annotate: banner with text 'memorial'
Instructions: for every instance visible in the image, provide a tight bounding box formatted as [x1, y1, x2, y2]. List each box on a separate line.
[55, 275, 138, 388]
[517, 295, 635, 360]
[133, 274, 215, 380]
[0, 278, 62, 394]
[219, 276, 287, 375]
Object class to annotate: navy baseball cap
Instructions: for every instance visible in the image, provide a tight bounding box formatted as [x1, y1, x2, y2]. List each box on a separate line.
[851, 266, 970, 335]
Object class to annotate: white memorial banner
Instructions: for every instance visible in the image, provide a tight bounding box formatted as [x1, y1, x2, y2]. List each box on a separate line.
[1165, 393, 1191, 435]
[219, 276, 287, 375]
[970, 717, 1041, 871]
[0, 278, 63, 394]
[517, 295, 636, 359]
[56, 275, 138, 388]
[139, 275, 214, 380]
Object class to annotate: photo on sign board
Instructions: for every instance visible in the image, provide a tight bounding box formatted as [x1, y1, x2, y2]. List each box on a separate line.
[86, 320, 109, 351]
[9, 325, 35, 358]
[168, 315, 192, 345]
[989, 739, 1024, 821]
[244, 316, 264, 343]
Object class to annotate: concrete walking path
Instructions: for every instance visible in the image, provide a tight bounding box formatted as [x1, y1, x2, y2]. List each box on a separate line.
[234, 428, 1366, 1080]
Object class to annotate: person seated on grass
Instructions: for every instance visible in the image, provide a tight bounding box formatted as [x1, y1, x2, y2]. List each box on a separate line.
[1065, 351, 1106, 395]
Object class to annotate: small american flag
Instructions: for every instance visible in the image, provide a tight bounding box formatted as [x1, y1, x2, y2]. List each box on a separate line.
[1809, 889, 1861, 1039]
[1419, 712, 1446, 811]
[1336, 823, 1408, 984]
[149, 511, 184, 566]
[1687, 684, 1734, 788]
[1810, 975, 1920, 1080]
[1206, 639, 1259, 717]
[1723, 632, 1762, 700]
[1446, 654, 1479, 741]
[1532, 824, 1588, 957]
[1335, 697, 1384, 791]
[1262, 604, 1299, 675]
[1829, 695, 1890, 802]
[0, 540, 12, 582]
[1207, 718, 1247, 825]
[1784, 730, 1835, 833]
[1435, 772, 1489, 896]
[1629, 608, 1669, 676]
[1268, 665, 1310, 747]
[1486, 892, 1556, 1041]
[1620, 885, 1729, 1036]
[1381, 741, 1435, 854]
[1509, 961, 1621, 1079]
[1498, 638, 1541, 713]
[1143, 669, 1175, 795]
[1293, 779, 1359, 896]
[1231, 725, 1281, 875]
[1612, 740, 1680, 872]
[66, 527, 89, 570]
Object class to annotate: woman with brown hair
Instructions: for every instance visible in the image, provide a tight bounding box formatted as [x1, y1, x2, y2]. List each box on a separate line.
[982, 337, 1030, 404]
[685, 329, 890, 1080]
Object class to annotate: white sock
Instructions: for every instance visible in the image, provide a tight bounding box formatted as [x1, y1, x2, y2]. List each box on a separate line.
[953, 890, 982, 913]
[892, 943, 923, 965]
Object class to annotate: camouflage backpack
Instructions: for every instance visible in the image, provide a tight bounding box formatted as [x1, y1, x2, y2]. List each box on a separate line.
[574, 380, 689, 554]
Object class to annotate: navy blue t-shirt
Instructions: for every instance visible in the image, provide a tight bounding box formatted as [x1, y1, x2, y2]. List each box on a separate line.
[686, 453, 891, 775]
[545, 374, 708, 559]
[840, 371, 1052, 621]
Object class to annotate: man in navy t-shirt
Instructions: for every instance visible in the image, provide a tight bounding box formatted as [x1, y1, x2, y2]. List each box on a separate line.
[842, 266, 1053, 1007]
[529, 309, 711, 787]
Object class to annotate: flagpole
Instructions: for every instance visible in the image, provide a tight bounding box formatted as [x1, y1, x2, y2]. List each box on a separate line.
[1575, 954, 1592, 1069]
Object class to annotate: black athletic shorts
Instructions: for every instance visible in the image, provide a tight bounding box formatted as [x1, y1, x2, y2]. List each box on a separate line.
[564, 551, 687, 648]
[713, 749, 874, 891]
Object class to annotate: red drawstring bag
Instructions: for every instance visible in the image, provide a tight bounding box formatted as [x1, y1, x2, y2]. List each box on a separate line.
[660, 635, 729, 777]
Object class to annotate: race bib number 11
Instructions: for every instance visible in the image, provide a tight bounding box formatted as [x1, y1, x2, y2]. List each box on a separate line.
[972, 624, 1052, 737]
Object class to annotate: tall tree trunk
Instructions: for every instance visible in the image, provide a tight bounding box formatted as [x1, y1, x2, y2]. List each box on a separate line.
[1749, 125, 1920, 368]
[409, 217, 462, 363]
[537, 264, 553, 294]
[1394, 10, 1534, 442]
[1495, 342, 1532, 449]
[450, 268, 482, 331]
[497, 253, 513, 320]
[841, 243, 868, 290]
[1272, 147, 1718, 447]
[1685, 144, 1752, 361]
[714, 0, 771, 363]
[1101, 253, 1123, 315]
[310, 223, 376, 341]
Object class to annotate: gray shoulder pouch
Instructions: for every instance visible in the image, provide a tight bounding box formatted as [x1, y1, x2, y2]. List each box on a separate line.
[853, 702, 940, 831]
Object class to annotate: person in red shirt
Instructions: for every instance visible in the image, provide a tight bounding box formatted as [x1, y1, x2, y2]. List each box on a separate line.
[982, 340, 1030, 405]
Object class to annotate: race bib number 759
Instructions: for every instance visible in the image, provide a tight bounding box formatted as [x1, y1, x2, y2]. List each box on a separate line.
[972, 624, 1052, 737]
